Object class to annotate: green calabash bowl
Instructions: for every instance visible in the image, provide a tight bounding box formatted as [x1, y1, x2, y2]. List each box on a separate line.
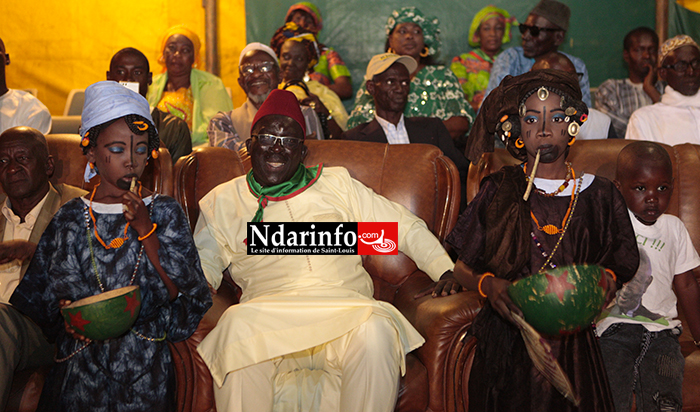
[61, 285, 141, 341]
[507, 264, 607, 336]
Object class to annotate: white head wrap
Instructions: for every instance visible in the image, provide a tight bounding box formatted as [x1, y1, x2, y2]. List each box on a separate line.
[80, 81, 154, 138]
[239, 42, 279, 66]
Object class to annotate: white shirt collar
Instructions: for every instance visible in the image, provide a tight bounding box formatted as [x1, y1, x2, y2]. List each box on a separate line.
[374, 113, 410, 145]
[2, 190, 51, 227]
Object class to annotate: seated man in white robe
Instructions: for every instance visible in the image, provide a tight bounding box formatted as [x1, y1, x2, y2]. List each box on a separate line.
[193, 89, 458, 412]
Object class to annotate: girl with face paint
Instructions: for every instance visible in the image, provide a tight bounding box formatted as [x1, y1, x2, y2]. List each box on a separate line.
[444, 70, 640, 411]
[10, 81, 211, 412]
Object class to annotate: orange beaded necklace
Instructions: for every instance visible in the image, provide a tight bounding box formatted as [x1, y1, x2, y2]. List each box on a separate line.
[88, 182, 142, 249]
[524, 163, 577, 236]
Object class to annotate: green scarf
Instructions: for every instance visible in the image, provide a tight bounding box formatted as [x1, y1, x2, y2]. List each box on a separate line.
[246, 163, 323, 222]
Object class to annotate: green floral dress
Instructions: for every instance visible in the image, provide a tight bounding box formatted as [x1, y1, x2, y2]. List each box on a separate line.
[347, 65, 474, 129]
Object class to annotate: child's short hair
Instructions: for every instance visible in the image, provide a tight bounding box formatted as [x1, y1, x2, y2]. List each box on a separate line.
[616, 141, 672, 180]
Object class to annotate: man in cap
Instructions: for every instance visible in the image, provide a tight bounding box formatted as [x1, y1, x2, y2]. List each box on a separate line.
[343, 53, 469, 207]
[194, 89, 457, 412]
[626, 35, 700, 144]
[484, 0, 591, 106]
[595, 27, 665, 138]
[106, 47, 192, 163]
[0, 38, 52, 134]
[0, 126, 86, 410]
[208, 42, 322, 152]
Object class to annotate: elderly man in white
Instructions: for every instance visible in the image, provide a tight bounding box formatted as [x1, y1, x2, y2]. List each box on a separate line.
[626, 35, 700, 144]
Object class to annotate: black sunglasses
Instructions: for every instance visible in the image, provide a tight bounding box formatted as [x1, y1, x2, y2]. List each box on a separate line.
[519, 24, 561, 37]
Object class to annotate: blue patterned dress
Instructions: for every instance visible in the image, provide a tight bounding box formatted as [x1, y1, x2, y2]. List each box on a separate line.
[10, 195, 212, 412]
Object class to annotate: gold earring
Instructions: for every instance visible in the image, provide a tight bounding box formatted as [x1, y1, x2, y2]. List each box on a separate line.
[387, 47, 396, 54]
[515, 137, 524, 149]
[568, 122, 580, 137]
[419, 46, 429, 58]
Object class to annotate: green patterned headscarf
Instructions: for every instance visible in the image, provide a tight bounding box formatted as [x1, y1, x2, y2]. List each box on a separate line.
[386, 7, 441, 57]
[468, 6, 517, 48]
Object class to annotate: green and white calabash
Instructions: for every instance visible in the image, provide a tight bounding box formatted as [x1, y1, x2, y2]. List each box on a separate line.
[508, 264, 607, 336]
[61, 285, 141, 341]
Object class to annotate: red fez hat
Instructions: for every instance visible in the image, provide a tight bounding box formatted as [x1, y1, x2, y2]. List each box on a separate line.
[251, 89, 306, 137]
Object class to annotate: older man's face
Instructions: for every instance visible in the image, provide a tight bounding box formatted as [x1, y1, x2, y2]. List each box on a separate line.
[246, 114, 306, 187]
[521, 14, 563, 58]
[368, 62, 410, 114]
[238, 50, 279, 106]
[660, 45, 700, 96]
[0, 128, 52, 201]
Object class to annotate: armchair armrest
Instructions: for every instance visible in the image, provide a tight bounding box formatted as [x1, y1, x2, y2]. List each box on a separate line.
[171, 281, 239, 412]
[393, 271, 483, 412]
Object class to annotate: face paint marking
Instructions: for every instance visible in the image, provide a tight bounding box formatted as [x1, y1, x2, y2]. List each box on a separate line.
[542, 106, 547, 134]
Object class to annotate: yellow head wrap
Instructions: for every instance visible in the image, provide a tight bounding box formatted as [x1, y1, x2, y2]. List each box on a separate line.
[157, 25, 202, 69]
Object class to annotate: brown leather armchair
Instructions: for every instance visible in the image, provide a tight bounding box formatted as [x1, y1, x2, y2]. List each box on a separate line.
[5, 133, 173, 412]
[170, 140, 483, 412]
[465, 140, 700, 412]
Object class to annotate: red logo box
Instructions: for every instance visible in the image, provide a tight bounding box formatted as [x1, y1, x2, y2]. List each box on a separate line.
[357, 222, 398, 255]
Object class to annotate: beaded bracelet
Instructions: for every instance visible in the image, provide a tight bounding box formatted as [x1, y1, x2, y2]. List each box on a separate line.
[478, 272, 495, 298]
[138, 223, 158, 241]
[605, 268, 617, 283]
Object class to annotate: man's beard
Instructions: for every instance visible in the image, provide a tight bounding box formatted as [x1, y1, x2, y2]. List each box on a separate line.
[249, 89, 273, 106]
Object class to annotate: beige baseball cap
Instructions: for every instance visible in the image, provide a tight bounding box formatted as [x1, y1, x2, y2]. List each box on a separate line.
[364, 53, 418, 81]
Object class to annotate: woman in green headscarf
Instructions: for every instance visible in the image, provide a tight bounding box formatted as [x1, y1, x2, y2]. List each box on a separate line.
[347, 7, 475, 143]
[451, 6, 516, 112]
[147, 25, 233, 146]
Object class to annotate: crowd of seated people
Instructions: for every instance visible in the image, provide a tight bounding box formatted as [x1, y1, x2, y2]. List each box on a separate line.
[2, 0, 700, 411]
[9, 0, 698, 153]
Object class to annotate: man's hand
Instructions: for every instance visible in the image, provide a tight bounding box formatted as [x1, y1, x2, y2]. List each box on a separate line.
[300, 94, 329, 117]
[414, 270, 462, 299]
[642, 63, 661, 103]
[0, 240, 37, 264]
